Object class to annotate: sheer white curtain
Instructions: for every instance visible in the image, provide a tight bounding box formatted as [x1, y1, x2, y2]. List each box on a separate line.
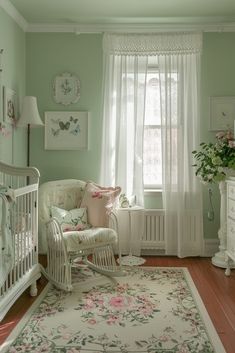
[158, 35, 203, 257]
[101, 32, 203, 257]
[101, 34, 149, 206]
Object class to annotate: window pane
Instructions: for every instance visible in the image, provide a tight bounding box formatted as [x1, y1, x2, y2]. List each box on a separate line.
[145, 74, 161, 125]
[143, 127, 162, 186]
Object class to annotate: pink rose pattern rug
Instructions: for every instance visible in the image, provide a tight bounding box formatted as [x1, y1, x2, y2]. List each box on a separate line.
[3, 267, 225, 353]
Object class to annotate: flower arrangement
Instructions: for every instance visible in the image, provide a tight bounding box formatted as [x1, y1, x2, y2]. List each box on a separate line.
[192, 130, 235, 184]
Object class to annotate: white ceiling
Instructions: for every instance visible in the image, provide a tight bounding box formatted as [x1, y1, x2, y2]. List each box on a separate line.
[2, 0, 235, 32]
[7, 0, 235, 23]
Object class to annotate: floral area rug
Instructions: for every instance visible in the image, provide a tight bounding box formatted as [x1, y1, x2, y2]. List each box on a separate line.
[1, 267, 226, 353]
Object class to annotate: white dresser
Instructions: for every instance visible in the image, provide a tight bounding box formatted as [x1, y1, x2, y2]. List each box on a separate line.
[225, 179, 235, 276]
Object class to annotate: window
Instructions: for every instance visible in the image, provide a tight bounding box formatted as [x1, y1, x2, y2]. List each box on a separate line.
[144, 72, 162, 189]
[124, 67, 178, 191]
[144, 70, 178, 189]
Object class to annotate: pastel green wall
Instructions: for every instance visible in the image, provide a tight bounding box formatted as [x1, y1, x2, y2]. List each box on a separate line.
[0, 28, 222, 238]
[1, 8, 235, 241]
[24, 31, 235, 239]
[26, 33, 103, 183]
[0, 8, 26, 166]
[201, 33, 235, 239]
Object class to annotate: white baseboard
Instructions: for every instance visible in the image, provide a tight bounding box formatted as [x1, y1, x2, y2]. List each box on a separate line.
[203, 238, 219, 257]
[140, 239, 219, 257]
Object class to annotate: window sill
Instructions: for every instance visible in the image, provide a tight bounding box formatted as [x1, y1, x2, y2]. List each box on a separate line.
[144, 188, 162, 195]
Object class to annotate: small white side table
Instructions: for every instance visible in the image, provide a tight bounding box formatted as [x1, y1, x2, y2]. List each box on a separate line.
[117, 206, 146, 266]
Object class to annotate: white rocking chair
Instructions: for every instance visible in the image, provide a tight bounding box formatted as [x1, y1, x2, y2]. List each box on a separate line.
[38, 179, 123, 291]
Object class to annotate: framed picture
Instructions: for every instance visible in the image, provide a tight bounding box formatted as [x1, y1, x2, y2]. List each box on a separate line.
[209, 96, 235, 131]
[45, 111, 89, 150]
[3, 87, 17, 125]
[53, 72, 80, 105]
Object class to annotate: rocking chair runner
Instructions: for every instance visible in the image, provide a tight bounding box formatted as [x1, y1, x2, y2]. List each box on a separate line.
[38, 179, 123, 291]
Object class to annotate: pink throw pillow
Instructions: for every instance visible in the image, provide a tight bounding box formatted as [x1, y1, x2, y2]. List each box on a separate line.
[80, 182, 121, 227]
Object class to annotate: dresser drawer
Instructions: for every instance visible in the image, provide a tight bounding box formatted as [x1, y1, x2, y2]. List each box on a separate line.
[228, 184, 235, 200]
[227, 218, 235, 240]
[227, 233, 235, 254]
[227, 219, 235, 255]
[228, 198, 235, 220]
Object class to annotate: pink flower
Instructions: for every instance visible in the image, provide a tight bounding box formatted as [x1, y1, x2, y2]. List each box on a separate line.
[109, 296, 126, 308]
[216, 131, 226, 139]
[88, 318, 96, 325]
[84, 299, 94, 309]
[107, 315, 118, 325]
[159, 334, 170, 342]
[229, 140, 235, 148]
[139, 306, 153, 315]
[226, 130, 234, 140]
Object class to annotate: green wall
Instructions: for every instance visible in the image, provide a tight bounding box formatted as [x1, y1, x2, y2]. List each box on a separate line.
[0, 8, 26, 166]
[26, 33, 103, 183]
[2, 13, 235, 240]
[201, 33, 235, 239]
[25, 31, 235, 239]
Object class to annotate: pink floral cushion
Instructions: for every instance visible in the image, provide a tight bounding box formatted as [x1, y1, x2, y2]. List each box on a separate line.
[80, 182, 121, 227]
[51, 206, 90, 232]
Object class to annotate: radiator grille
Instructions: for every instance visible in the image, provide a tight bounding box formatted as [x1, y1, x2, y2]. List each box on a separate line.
[141, 209, 202, 254]
[142, 210, 165, 250]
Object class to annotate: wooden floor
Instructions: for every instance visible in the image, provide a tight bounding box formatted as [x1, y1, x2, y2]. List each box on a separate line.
[0, 256, 235, 353]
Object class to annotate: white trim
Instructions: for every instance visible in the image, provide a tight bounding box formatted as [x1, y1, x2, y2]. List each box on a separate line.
[0, 1, 235, 34]
[144, 188, 162, 195]
[0, 0, 28, 31]
[27, 21, 235, 33]
[203, 238, 219, 257]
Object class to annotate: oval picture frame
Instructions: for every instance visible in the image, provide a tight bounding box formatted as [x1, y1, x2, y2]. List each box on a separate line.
[53, 72, 80, 105]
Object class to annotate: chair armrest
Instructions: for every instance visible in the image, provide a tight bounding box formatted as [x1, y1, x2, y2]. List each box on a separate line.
[109, 210, 121, 264]
[46, 217, 63, 233]
[109, 210, 119, 233]
[45, 217, 67, 253]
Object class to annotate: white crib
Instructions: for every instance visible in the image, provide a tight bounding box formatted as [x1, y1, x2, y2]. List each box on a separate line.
[0, 161, 41, 321]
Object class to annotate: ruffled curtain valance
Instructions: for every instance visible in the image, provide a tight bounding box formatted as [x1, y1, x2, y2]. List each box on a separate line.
[103, 32, 202, 56]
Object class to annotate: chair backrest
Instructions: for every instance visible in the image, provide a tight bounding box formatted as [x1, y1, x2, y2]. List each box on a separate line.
[38, 179, 86, 253]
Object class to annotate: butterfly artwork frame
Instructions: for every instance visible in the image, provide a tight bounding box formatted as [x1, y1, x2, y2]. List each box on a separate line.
[209, 96, 235, 131]
[44, 111, 89, 150]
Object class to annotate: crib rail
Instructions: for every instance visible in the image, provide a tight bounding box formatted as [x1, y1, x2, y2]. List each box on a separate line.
[0, 161, 40, 321]
[0, 161, 39, 188]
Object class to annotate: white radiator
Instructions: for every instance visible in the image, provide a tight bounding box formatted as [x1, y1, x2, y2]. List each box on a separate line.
[141, 209, 202, 254]
[142, 209, 165, 252]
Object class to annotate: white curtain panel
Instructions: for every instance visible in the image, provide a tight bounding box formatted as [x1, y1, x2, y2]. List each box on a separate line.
[101, 35, 148, 206]
[158, 35, 203, 257]
[101, 32, 203, 257]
